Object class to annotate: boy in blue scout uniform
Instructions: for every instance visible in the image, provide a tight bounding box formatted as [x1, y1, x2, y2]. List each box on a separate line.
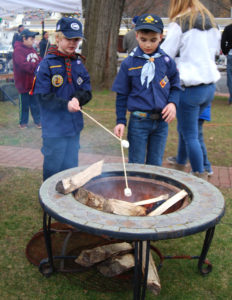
[33, 17, 92, 181]
[113, 14, 181, 166]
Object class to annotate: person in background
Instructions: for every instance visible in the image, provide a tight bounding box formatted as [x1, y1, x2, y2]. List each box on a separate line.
[221, 23, 232, 105]
[33, 17, 92, 181]
[39, 31, 50, 58]
[161, 0, 220, 179]
[113, 14, 181, 166]
[123, 16, 139, 54]
[13, 29, 41, 129]
[12, 24, 24, 48]
[167, 104, 213, 176]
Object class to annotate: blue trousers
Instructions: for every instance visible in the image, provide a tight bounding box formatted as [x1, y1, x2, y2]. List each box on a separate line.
[128, 114, 168, 166]
[19, 92, 40, 125]
[42, 135, 80, 181]
[176, 84, 215, 173]
[227, 54, 232, 103]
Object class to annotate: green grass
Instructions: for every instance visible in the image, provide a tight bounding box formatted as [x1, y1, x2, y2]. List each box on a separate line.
[0, 167, 231, 299]
[0, 91, 231, 165]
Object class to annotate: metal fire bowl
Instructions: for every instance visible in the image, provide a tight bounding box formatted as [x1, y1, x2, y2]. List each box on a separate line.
[39, 163, 225, 241]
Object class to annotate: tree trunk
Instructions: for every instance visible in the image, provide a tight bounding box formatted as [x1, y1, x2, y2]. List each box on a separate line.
[82, 0, 125, 89]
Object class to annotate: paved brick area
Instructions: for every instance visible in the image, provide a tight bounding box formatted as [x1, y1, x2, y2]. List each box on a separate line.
[0, 145, 231, 189]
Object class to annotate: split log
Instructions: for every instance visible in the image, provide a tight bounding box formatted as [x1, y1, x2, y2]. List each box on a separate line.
[133, 194, 169, 206]
[75, 242, 133, 267]
[75, 187, 105, 210]
[56, 160, 104, 194]
[97, 253, 135, 277]
[74, 188, 146, 216]
[103, 199, 146, 216]
[141, 242, 161, 295]
[147, 190, 188, 216]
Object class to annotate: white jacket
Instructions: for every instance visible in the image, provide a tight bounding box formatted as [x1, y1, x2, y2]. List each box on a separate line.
[161, 16, 221, 87]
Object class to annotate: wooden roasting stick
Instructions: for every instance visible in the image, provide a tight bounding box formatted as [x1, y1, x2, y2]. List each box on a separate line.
[56, 160, 104, 194]
[147, 189, 188, 216]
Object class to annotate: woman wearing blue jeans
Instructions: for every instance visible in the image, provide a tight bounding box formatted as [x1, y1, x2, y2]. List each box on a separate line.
[161, 0, 221, 178]
[176, 86, 215, 173]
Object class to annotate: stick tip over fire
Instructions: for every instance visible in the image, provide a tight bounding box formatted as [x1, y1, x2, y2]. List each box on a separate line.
[124, 187, 132, 197]
[121, 140, 129, 148]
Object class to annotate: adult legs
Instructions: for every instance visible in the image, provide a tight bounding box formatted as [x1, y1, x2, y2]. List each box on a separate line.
[198, 119, 212, 173]
[177, 84, 215, 173]
[226, 55, 232, 104]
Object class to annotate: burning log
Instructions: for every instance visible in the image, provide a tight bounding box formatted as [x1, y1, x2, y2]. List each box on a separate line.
[147, 190, 188, 216]
[97, 253, 135, 277]
[141, 242, 161, 295]
[76, 187, 105, 210]
[56, 160, 104, 194]
[75, 242, 133, 267]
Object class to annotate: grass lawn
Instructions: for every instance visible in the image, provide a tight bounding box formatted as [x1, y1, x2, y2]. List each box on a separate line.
[0, 90, 231, 299]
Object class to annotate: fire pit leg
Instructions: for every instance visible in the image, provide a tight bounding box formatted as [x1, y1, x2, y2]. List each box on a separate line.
[39, 212, 55, 277]
[198, 226, 215, 275]
[133, 240, 150, 300]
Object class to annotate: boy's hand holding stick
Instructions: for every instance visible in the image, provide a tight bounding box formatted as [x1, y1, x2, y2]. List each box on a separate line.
[68, 97, 81, 112]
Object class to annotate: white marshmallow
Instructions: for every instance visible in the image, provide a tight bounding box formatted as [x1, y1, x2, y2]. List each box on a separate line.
[124, 187, 132, 197]
[121, 140, 129, 148]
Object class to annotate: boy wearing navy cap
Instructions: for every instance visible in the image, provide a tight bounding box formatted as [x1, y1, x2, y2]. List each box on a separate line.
[33, 17, 92, 180]
[113, 14, 181, 166]
[13, 29, 41, 129]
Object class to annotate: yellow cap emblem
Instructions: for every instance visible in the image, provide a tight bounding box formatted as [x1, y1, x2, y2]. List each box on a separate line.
[144, 15, 155, 24]
[52, 74, 63, 87]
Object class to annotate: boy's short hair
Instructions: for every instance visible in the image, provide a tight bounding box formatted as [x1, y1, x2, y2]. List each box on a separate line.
[56, 17, 84, 39]
[135, 14, 164, 33]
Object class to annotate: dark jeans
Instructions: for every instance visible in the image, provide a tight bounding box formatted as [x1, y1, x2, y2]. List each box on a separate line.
[19, 92, 40, 125]
[128, 114, 168, 166]
[42, 135, 80, 181]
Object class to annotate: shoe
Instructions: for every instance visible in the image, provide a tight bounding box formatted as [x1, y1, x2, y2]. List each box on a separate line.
[192, 171, 208, 181]
[35, 123, 42, 129]
[166, 156, 177, 164]
[206, 170, 214, 176]
[18, 124, 28, 129]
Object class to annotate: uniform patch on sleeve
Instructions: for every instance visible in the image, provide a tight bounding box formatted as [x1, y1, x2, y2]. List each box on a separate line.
[160, 75, 169, 88]
[51, 74, 63, 87]
[77, 76, 83, 85]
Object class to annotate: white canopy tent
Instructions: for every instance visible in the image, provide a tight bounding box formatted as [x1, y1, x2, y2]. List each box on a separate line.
[0, 0, 82, 17]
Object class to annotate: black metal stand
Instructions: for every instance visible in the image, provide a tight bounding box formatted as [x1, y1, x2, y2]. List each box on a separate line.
[39, 213, 216, 298]
[133, 241, 150, 300]
[198, 226, 215, 275]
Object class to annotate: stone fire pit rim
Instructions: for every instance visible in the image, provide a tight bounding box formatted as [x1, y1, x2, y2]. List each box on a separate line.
[39, 163, 225, 241]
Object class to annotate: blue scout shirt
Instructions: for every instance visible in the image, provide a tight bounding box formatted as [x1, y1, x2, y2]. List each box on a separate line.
[34, 54, 91, 138]
[112, 46, 181, 125]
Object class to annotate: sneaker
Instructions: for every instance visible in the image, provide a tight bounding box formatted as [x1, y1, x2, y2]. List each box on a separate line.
[206, 170, 214, 176]
[35, 123, 42, 129]
[18, 124, 28, 129]
[166, 156, 177, 165]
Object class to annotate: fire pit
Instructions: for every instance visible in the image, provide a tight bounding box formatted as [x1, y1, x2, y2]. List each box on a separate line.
[39, 163, 225, 299]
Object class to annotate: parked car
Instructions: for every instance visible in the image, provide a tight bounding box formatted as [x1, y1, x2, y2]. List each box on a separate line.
[0, 44, 13, 74]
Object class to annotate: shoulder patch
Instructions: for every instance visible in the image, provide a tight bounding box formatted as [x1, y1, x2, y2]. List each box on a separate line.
[52, 74, 63, 87]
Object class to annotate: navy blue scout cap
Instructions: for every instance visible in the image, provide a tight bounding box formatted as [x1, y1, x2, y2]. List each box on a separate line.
[56, 17, 84, 39]
[20, 29, 39, 38]
[135, 14, 164, 33]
